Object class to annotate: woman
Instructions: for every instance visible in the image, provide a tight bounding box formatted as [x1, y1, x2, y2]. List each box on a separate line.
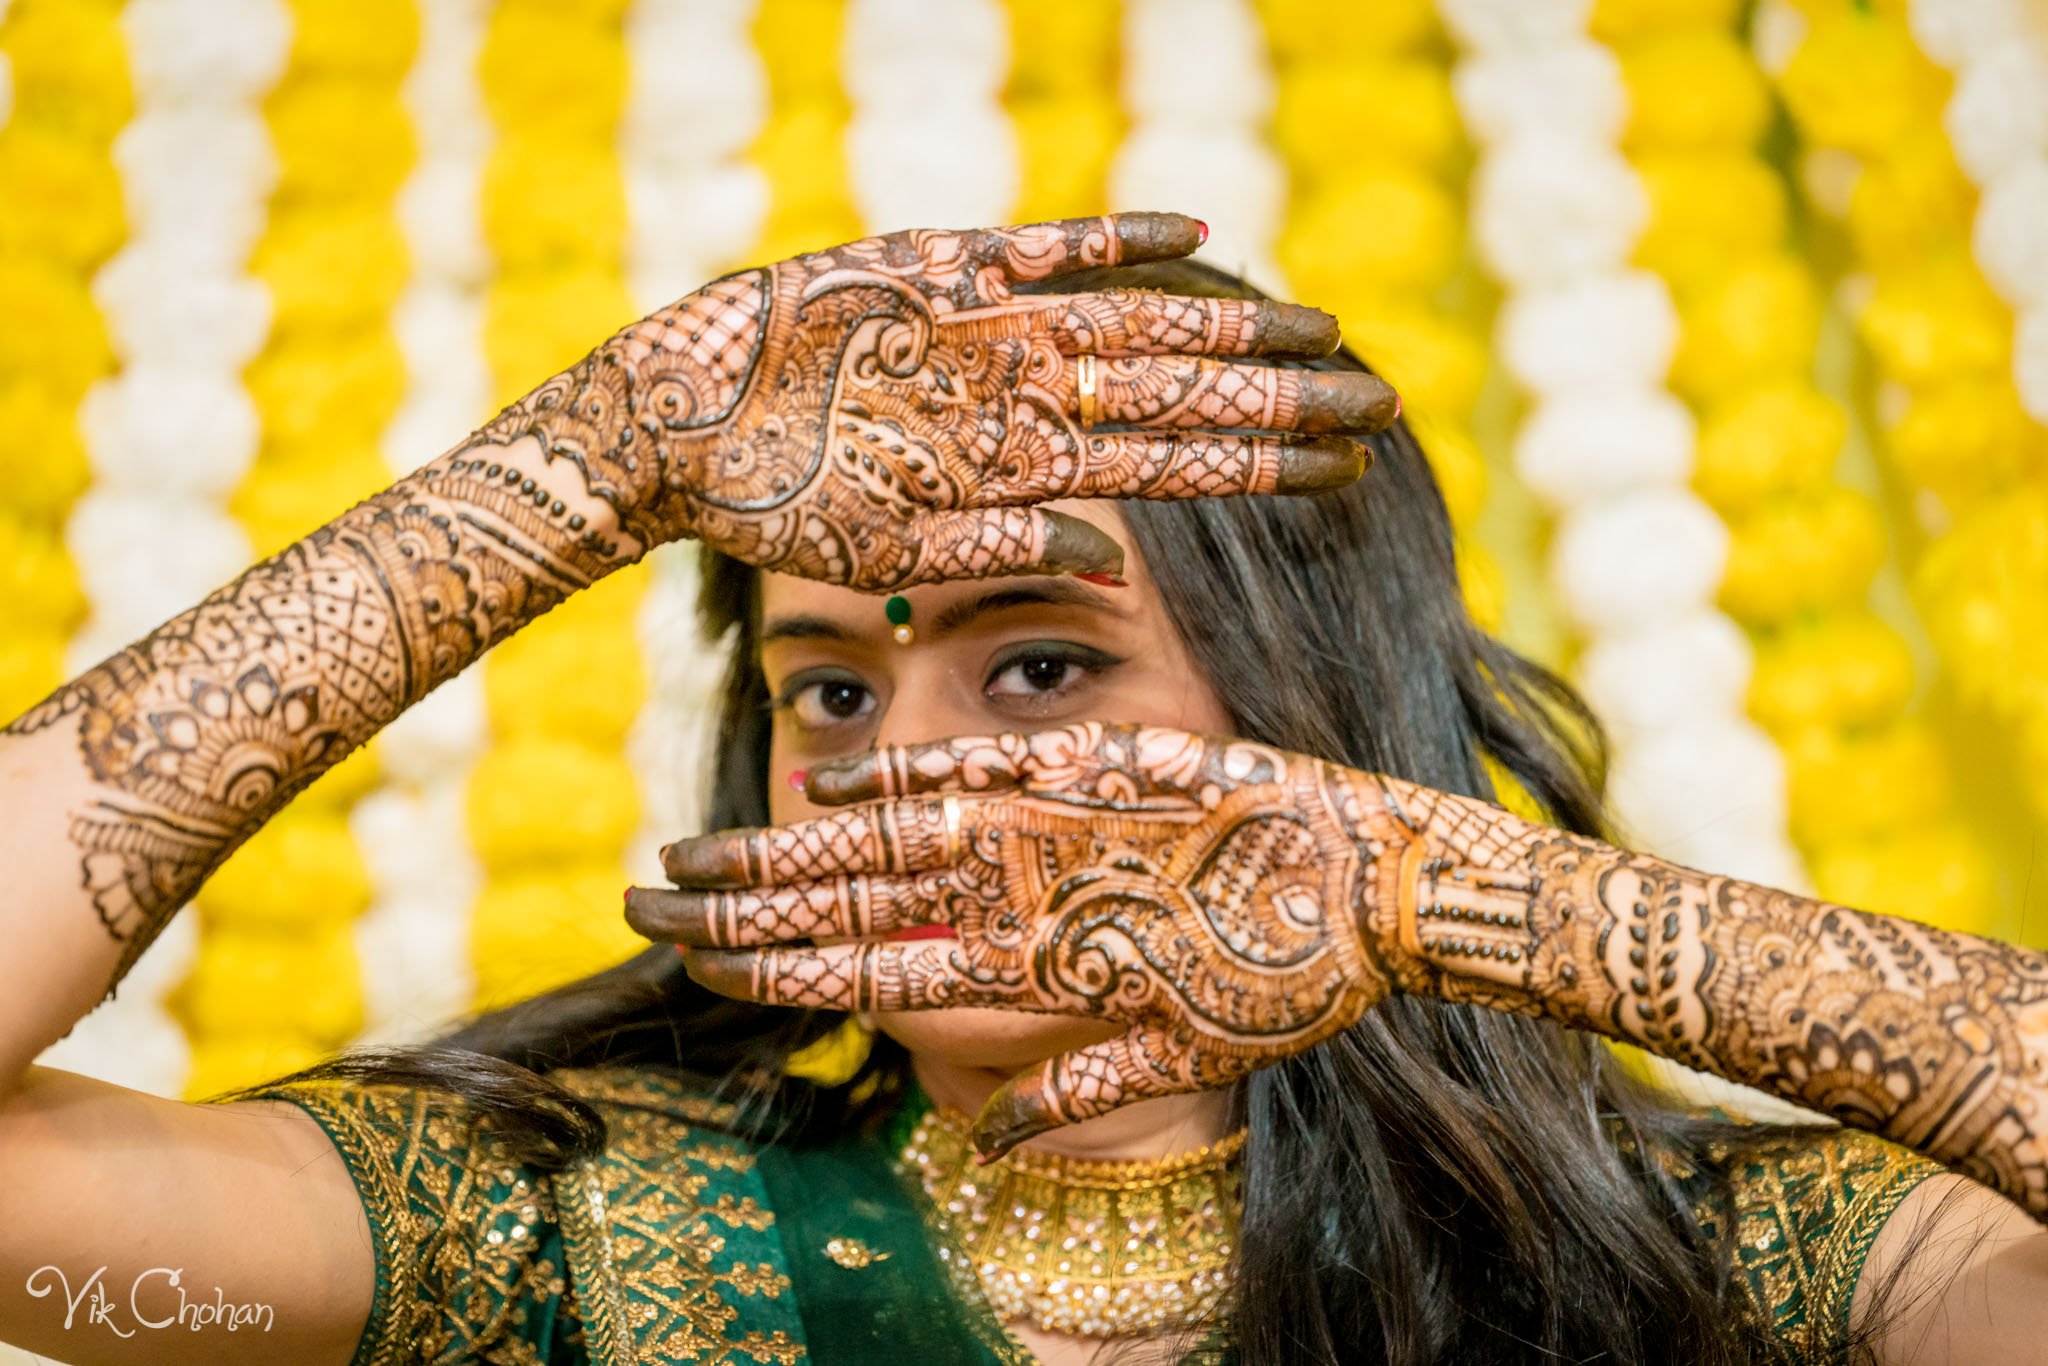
[0, 212, 2039, 1366]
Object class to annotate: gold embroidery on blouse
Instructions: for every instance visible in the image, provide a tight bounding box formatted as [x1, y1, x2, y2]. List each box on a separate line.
[1694, 1128, 1941, 1360]
[822, 1237, 893, 1269]
[556, 1160, 637, 1366]
[234, 1082, 572, 1365]
[550, 1067, 805, 1365]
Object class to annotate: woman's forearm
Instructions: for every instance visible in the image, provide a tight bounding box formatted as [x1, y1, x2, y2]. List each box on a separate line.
[1380, 779, 2048, 1217]
[0, 296, 730, 1086]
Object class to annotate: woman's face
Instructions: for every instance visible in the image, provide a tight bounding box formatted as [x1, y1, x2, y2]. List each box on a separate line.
[758, 500, 1233, 1070]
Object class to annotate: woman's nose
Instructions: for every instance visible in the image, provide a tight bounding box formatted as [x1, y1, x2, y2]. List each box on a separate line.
[870, 671, 978, 752]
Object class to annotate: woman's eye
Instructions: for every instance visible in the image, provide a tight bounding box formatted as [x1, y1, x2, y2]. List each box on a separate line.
[991, 656, 1075, 695]
[985, 644, 1123, 703]
[783, 677, 875, 729]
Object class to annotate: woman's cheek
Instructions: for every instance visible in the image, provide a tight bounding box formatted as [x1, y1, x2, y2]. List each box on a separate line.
[766, 735, 805, 824]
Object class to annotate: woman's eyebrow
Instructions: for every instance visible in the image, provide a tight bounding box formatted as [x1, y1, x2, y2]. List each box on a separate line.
[759, 614, 861, 646]
[931, 581, 1122, 638]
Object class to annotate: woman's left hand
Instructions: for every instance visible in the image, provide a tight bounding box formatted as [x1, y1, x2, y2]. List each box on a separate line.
[629, 722, 1429, 1156]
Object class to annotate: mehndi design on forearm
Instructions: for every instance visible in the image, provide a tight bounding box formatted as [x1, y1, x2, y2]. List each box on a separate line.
[6, 460, 596, 992]
[1378, 780, 2048, 1218]
[646, 722, 2048, 1198]
[12, 215, 1394, 999]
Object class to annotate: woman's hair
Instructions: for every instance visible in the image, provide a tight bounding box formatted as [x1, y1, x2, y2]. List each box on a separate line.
[245, 261, 1888, 1365]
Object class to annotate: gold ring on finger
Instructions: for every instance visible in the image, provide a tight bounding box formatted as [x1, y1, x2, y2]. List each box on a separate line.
[941, 794, 964, 864]
[1075, 353, 1100, 429]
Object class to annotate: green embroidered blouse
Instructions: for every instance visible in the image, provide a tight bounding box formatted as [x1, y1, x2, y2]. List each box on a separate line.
[230, 1063, 1943, 1365]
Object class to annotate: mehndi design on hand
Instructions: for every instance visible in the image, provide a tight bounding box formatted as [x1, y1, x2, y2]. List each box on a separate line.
[633, 723, 1415, 1157]
[641, 722, 2048, 1213]
[484, 211, 1394, 589]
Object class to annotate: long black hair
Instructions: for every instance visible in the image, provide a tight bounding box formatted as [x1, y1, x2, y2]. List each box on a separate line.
[246, 261, 1881, 1364]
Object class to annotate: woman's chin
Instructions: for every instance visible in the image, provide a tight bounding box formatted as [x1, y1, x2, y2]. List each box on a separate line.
[870, 1006, 1122, 1073]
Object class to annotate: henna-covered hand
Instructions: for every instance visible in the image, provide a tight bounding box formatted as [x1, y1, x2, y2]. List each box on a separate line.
[629, 723, 1418, 1157]
[637, 723, 2048, 1215]
[487, 211, 1396, 588]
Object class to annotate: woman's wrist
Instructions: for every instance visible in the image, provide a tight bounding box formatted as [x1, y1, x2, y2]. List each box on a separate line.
[463, 271, 771, 565]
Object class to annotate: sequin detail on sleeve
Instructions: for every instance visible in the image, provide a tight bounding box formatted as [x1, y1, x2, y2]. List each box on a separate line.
[546, 1066, 807, 1364]
[1693, 1128, 1943, 1362]
[229, 1079, 578, 1366]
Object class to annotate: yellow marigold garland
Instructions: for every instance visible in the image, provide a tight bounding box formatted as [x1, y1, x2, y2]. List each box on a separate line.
[1773, 2, 2031, 937]
[1258, 0, 1500, 628]
[750, 0, 861, 262]
[0, 0, 122, 726]
[469, 0, 648, 1009]
[174, 1, 417, 1097]
[1002, 0, 1121, 221]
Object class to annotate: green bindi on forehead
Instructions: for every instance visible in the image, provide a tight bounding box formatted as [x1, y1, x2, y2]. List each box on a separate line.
[885, 594, 915, 645]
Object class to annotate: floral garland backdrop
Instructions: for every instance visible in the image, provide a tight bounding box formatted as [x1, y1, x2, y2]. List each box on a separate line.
[1450, 0, 1811, 893]
[4, 0, 2047, 1103]
[1770, 0, 2045, 947]
[466, 0, 652, 1016]
[351, 0, 492, 1046]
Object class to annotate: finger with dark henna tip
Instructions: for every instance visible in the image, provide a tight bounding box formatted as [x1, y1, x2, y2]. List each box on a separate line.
[1025, 293, 1341, 359]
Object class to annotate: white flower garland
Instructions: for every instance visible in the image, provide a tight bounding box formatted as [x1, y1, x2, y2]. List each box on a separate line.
[618, 0, 769, 889]
[1445, 0, 1806, 892]
[37, 0, 292, 1095]
[69, 1, 284, 670]
[1908, 0, 2048, 421]
[624, 0, 767, 311]
[844, 0, 1015, 232]
[1112, 0, 1285, 292]
[351, 0, 493, 1043]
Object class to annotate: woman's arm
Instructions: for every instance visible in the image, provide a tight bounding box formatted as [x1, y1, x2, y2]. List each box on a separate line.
[1857, 1174, 2048, 1365]
[643, 721, 2048, 1366]
[0, 262, 707, 1366]
[1375, 776, 2048, 1219]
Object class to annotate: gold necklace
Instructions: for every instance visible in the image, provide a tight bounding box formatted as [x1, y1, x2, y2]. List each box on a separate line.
[892, 1097, 1247, 1338]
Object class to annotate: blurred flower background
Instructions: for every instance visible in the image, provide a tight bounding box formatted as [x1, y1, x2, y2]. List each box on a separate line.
[3, 0, 2048, 1102]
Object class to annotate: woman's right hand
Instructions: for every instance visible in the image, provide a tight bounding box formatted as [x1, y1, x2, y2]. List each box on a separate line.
[479, 211, 1399, 589]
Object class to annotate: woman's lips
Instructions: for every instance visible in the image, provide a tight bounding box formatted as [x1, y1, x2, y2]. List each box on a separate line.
[884, 924, 958, 942]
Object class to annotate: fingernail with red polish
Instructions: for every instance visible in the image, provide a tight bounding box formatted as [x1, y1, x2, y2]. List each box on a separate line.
[1194, 219, 1210, 245]
[787, 768, 808, 792]
[1076, 571, 1128, 588]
